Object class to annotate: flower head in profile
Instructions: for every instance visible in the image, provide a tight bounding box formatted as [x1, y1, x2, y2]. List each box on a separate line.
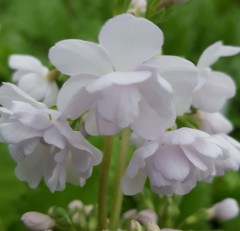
[9, 55, 59, 107]
[122, 127, 229, 196]
[193, 41, 240, 112]
[0, 83, 102, 192]
[49, 14, 197, 140]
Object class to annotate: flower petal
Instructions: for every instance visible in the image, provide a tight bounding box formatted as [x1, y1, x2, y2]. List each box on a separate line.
[99, 14, 164, 71]
[197, 41, 240, 68]
[57, 75, 97, 119]
[49, 39, 113, 76]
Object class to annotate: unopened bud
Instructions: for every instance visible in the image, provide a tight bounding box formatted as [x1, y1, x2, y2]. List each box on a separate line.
[146, 222, 160, 231]
[21, 212, 55, 231]
[207, 198, 239, 221]
[84, 205, 94, 216]
[68, 200, 83, 212]
[129, 220, 143, 231]
[136, 209, 158, 225]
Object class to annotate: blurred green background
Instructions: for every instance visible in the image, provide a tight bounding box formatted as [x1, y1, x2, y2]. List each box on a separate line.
[0, 0, 240, 230]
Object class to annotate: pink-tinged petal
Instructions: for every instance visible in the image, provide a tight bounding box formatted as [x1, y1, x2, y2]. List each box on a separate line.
[49, 39, 113, 76]
[96, 85, 142, 128]
[198, 111, 233, 134]
[193, 71, 236, 112]
[163, 128, 209, 145]
[122, 168, 147, 195]
[197, 41, 240, 68]
[57, 75, 97, 119]
[131, 101, 173, 140]
[84, 107, 121, 136]
[0, 83, 46, 110]
[86, 71, 151, 93]
[99, 14, 163, 71]
[154, 145, 190, 181]
[0, 122, 41, 143]
[9, 55, 45, 73]
[182, 146, 211, 171]
[15, 144, 53, 189]
[43, 82, 59, 107]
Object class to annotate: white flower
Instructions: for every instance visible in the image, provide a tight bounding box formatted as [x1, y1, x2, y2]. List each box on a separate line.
[21, 211, 55, 231]
[9, 54, 59, 107]
[0, 83, 102, 192]
[207, 198, 239, 221]
[49, 14, 197, 140]
[122, 128, 228, 196]
[136, 209, 158, 225]
[193, 41, 240, 112]
[197, 111, 233, 134]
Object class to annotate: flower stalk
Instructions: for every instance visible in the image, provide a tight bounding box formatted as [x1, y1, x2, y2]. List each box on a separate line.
[109, 128, 131, 230]
[98, 136, 114, 230]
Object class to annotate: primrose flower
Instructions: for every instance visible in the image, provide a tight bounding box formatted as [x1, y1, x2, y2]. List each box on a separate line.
[9, 54, 59, 107]
[0, 83, 102, 192]
[122, 127, 229, 196]
[49, 14, 197, 140]
[193, 41, 240, 112]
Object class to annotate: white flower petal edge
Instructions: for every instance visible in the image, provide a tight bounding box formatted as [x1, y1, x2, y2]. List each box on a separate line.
[197, 41, 240, 68]
[9, 54, 59, 107]
[0, 83, 102, 192]
[122, 128, 236, 196]
[99, 14, 164, 71]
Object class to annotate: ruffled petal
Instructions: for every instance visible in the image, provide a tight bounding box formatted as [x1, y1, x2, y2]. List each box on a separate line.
[197, 41, 240, 68]
[49, 39, 113, 76]
[99, 14, 164, 71]
[0, 83, 46, 110]
[57, 75, 97, 119]
[193, 71, 236, 112]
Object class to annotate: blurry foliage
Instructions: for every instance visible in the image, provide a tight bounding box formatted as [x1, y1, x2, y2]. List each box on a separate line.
[0, 0, 240, 230]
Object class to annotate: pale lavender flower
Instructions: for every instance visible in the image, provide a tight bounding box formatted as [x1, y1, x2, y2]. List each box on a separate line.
[49, 14, 198, 140]
[21, 211, 55, 231]
[208, 198, 239, 221]
[193, 41, 240, 112]
[0, 83, 102, 192]
[9, 55, 59, 107]
[136, 209, 158, 225]
[122, 127, 228, 196]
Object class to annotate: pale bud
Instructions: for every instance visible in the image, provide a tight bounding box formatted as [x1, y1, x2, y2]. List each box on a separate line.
[21, 212, 55, 231]
[68, 200, 83, 212]
[123, 209, 138, 219]
[146, 222, 160, 231]
[136, 209, 158, 225]
[131, 0, 147, 13]
[207, 198, 239, 221]
[84, 205, 94, 216]
[129, 220, 143, 231]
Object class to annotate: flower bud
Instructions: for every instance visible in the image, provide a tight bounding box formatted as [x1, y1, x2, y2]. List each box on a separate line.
[136, 209, 158, 225]
[207, 198, 239, 221]
[84, 205, 94, 216]
[129, 220, 143, 231]
[21, 212, 55, 231]
[68, 200, 83, 212]
[146, 222, 160, 231]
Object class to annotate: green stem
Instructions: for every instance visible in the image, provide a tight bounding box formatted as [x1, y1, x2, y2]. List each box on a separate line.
[109, 128, 131, 230]
[98, 136, 114, 230]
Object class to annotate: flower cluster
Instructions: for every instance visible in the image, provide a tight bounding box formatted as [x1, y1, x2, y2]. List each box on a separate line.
[1, 13, 240, 197]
